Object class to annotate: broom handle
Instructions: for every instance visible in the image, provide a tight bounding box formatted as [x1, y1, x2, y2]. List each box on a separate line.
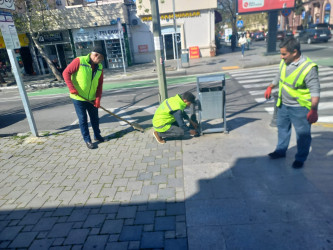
[77, 94, 133, 126]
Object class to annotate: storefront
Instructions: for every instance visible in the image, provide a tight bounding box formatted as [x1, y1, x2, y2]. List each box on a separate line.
[134, 9, 215, 62]
[36, 30, 74, 74]
[0, 33, 34, 75]
[72, 25, 130, 69]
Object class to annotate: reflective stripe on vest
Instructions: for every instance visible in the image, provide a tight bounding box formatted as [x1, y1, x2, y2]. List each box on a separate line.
[276, 58, 317, 110]
[70, 54, 103, 101]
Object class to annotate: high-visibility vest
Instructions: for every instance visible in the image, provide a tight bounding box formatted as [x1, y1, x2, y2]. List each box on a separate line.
[70, 54, 103, 101]
[152, 94, 187, 132]
[277, 58, 317, 110]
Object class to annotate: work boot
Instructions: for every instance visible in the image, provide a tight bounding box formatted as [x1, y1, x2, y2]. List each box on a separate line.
[153, 131, 165, 144]
[86, 141, 95, 149]
[94, 135, 105, 143]
[268, 151, 286, 159]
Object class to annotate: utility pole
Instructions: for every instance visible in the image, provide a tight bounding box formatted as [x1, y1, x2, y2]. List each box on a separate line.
[150, 0, 168, 102]
[172, 0, 180, 70]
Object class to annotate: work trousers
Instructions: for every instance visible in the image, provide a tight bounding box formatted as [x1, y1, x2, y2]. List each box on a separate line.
[72, 99, 101, 143]
[275, 104, 312, 162]
[157, 122, 185, 139]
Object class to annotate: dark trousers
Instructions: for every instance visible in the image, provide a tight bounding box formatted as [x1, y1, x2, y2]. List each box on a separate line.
[72, 99, 101, 142]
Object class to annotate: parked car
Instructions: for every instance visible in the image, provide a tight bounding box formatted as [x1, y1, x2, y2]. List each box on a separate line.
[276, 30, 294, 41]
[297, 28, 332, 44]
[253, 32, 265, 41]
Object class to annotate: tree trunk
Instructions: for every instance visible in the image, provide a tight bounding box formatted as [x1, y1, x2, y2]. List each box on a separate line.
[31, 36, 63, 81]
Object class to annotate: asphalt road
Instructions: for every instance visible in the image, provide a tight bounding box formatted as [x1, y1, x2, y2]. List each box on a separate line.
[1, 39, 333, 136]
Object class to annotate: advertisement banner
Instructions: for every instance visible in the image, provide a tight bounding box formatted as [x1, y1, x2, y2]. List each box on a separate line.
[237, 0, 295, 14]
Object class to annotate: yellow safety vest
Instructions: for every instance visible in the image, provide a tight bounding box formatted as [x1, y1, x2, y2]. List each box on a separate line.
[152, 95, 187, 132]
[70, 54, 103, 101]
[277, 58, 317, 110]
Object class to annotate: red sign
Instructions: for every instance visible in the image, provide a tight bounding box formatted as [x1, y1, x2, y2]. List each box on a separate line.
[189, 46, 200, 59]
[138, 44, 148, 53]
[237, 0, 295, 14]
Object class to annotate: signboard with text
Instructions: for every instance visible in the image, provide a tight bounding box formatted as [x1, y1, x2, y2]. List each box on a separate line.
[237, 0, 295, 14]
[0, 0, 15, 10]
[0, 11, 20, 49]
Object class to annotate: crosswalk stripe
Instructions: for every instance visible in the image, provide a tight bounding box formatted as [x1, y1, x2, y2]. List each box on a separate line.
[318, 116, 333, 123]
[319, 102, 333, 110]
[230, 66, 333, 123]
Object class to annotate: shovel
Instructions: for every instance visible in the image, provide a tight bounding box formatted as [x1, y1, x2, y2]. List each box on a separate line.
[77, 94, 144, 132]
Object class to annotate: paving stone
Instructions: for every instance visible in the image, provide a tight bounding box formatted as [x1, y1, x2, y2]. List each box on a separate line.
[83, 214, 106, 228]
[83, 235, 108, 250]
[9, 231, 37, 248]
[19, 212, 43, 225]
[67, 209, 90, 222]
[48, 223, 73, 238]
[63, 228, 89, 245]
[158, 188, 175, 199]
[33, 217, 58, 231]
[165, 238, 188, 250]
[105, 242, 128, 250]
[101, 219, 123, 234]
[166, 202, 186, 216]
[155, 216, 176, 231]
[134, 211, 155, 225]
[119, 225, 143, 241]
[140, 232, 164, 249]
[29, 239, 54, 249]
[117, 206, 137, 219]
[0, 226, 23, 241]
[152, 175, 167, 184]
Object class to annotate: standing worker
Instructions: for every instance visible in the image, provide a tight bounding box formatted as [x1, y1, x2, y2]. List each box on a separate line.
[238, 33, 247, 57]
[63, 46, 105, 149]
[264, 38, 320, 169]
[152, 92, 198, 144]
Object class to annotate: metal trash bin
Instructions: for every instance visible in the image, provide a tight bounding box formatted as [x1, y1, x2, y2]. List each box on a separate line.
[196, 74, 227, 134]
[181, 49, 189, 64]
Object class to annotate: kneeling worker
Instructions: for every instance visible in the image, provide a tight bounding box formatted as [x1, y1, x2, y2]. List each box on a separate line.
[152, 92, 198, 144]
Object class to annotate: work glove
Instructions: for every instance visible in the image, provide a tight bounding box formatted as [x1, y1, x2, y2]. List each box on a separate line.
[264, 86, 272, 99]
[307, 109, 318, 124]
[94, 97, 101, 108]
[70, 88, 78, 95]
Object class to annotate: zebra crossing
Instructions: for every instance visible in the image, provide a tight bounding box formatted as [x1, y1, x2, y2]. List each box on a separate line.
[228, 65, 333, 123]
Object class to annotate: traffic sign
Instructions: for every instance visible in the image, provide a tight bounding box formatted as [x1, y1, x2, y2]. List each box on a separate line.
[237, 20, 244, 28]
[281, 9, 292, 17]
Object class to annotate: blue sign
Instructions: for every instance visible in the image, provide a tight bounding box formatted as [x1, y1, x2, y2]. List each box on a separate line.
[237, 20, 244, 28]
[281, 9, 292, 17]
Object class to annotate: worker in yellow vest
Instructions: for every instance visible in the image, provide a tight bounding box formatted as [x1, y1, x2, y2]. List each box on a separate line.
[63, 46, 105, 149]
[264, 38, 320, 169]
[152, 92, 198, 144]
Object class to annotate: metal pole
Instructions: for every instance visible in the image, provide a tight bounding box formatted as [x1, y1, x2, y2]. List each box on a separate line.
[118, 20, 127, 75]
[119, 30, 127, 75]
[172, 0, 180, 70]
[267, 11, 278, 54]
[150, 0, 168, 102]
[7, 49, 39, 137]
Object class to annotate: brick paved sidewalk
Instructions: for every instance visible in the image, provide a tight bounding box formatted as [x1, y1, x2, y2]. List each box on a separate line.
[0, 126, 188, 249]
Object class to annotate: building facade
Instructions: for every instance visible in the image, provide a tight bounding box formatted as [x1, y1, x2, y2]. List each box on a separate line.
[1, 0, 135, 75]
[286, 0, 332, 32]
[134, 0, 218, 63]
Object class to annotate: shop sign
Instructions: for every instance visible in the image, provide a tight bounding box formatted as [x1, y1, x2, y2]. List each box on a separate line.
[18, 34, 29, 47]
[73, 26, 120, 42]
[138, 44, 148, 53]
[141, 11, 201, 22]
[38, 32, 63, 43]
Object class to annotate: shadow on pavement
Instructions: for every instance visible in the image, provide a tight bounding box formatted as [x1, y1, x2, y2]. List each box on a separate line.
[186, 129, 333, 249]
